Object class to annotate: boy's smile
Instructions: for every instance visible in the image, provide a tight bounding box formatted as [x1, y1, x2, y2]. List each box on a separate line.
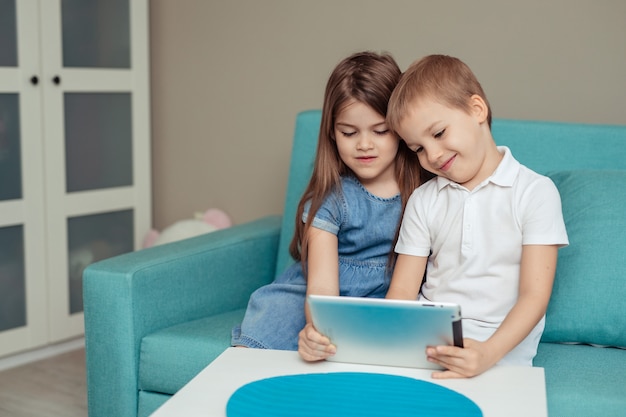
[439, 154, 457, 172]
[397, 96, 501, 191]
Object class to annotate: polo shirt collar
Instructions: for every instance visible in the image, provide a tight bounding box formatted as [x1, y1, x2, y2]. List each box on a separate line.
[489, 146, 519, 187]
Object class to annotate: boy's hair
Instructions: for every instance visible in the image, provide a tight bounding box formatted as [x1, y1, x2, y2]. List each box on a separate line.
[289, 51, 432, 264]
[387, 54, 492, 133]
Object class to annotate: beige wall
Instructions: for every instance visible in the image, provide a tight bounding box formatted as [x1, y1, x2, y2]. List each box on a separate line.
[149, 0, 626, 229]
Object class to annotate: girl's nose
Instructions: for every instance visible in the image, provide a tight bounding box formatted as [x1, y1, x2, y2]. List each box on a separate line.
[356, 133, 374, 150]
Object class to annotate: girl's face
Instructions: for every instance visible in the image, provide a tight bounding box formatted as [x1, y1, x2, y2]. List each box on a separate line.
[334, 100, 400, 198]
[396, 95, 499, 191]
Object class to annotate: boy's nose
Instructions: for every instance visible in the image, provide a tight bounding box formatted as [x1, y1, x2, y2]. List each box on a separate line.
[424, 145, 443, 166]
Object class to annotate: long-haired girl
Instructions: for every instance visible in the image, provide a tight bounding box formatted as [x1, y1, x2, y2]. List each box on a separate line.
[232, 51, 432, 357]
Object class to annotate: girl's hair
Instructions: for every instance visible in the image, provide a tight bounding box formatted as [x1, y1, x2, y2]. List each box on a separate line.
[387, 54, 492, 133]
[289, 51, 432, 266]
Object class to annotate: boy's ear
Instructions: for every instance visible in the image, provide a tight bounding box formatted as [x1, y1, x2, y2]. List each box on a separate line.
[469, 94, 489, 124]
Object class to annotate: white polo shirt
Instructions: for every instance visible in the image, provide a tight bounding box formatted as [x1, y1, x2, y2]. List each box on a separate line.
[396, 146, 569, 365]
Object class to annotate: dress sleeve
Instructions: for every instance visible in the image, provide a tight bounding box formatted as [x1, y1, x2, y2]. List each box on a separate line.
[302, 188, 343, 236]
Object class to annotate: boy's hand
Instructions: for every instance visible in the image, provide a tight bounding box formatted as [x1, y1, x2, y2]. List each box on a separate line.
[426, 338, 497, 379]
[298, 323, 336, 361]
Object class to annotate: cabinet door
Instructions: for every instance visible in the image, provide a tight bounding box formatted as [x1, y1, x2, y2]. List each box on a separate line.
[0, 0, 48, 357]
[39, 0, 151, 341]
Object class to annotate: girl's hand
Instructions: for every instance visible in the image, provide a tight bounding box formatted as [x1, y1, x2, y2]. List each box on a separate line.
[426, 338, 497, 379]
[298, 323, 336, 361]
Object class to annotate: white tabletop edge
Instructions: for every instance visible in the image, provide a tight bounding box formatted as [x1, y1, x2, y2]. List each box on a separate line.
[150, 347, 547, 417]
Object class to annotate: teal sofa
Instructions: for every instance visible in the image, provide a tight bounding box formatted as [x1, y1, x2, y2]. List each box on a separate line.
[84, 110, 626, 417]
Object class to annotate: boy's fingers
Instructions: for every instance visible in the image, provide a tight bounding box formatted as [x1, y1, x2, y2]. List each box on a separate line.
[431, 370, 464, 379]
[427, 345, 463, 359]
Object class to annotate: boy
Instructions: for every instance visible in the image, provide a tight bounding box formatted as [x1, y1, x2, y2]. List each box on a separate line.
[385, 55, 569, 378]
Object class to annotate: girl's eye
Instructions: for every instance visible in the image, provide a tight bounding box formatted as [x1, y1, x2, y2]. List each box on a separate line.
[374, 129, 390, 135]
[414, 146, 423, 153]
[434, 129, 445, 139]
[341, 131, 357, 137]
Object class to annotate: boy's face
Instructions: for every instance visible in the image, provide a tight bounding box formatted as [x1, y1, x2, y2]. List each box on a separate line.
[396, 95, 498, 191]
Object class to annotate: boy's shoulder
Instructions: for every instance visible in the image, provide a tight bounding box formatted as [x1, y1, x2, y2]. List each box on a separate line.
[496, 146, 553, 186]
[513, 158, 553, 182]
[409, 176, 443, 204]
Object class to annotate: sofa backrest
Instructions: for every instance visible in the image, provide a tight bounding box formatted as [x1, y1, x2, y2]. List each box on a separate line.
[275, 110, 321, 276]
[491, 118, 626, 173]
[275, 110, 626, 347]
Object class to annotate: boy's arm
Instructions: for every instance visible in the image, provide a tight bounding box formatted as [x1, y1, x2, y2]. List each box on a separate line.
[386, 254, 428, 300]
[485, 244, 558, 361]
[428, 244, 558, 378]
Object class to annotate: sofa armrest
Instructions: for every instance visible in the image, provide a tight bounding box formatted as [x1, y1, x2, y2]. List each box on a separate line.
[83, 215, 282, 417]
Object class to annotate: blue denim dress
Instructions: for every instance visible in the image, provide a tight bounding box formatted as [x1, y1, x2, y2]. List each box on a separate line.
[231, 175, 402, 350]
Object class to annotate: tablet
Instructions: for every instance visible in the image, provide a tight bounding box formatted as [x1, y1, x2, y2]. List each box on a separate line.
[307, 295, 463, 369]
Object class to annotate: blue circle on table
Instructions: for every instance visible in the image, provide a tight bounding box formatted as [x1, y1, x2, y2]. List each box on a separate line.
[226, 372, 483, 417]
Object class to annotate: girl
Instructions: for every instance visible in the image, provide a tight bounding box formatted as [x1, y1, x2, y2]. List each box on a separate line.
[231, 51, 432, 355]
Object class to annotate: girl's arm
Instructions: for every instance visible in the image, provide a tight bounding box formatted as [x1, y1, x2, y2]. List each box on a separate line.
[303, 226, 340, 319]
[386, 253, 428, 300]
[427, 244, 558, 378]
[298, 226, 340, 361]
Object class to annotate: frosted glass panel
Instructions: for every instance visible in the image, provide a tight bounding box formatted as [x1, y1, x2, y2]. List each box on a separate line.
[0, 94, 22, 201]
[0, 0, 17, 67]
[0, 225, 26, 332]
[67, 209, 134, 314]
[61, 0, 130, 68]
[64, 93, 133, 192]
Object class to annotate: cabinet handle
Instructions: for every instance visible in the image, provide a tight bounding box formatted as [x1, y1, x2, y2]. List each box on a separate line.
[30, 75, 39, 85]
[52, 76, 61, 85]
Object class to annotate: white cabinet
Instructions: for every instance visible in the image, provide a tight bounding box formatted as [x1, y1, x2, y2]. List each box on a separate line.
[0, 0, 151, 357]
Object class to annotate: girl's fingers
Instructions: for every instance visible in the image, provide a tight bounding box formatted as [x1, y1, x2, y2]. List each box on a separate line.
[298, 324, 336, 361]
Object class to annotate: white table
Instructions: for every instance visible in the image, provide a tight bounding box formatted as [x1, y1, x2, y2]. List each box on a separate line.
[150, 348, 547, 417]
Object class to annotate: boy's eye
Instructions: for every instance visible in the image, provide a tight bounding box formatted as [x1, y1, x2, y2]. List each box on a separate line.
[434, 129, 445, 139]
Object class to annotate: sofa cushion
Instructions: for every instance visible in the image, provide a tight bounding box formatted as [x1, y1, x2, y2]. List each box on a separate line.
[139, 308, 246, 394]
[542, 170, 626, 347]
[138, 391, 170, 417]
[534, 342, 626, 416]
